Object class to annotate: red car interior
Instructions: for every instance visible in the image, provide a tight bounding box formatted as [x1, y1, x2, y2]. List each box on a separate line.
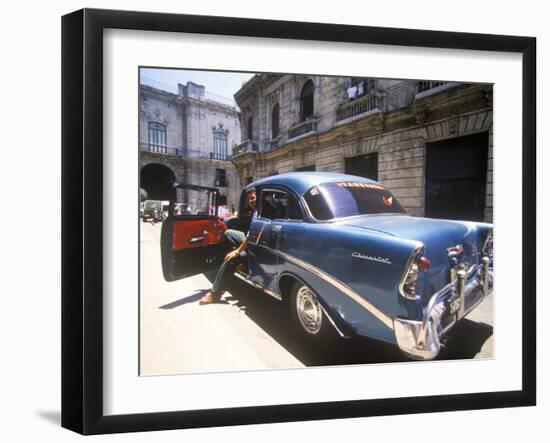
[172, 219, 227, 251]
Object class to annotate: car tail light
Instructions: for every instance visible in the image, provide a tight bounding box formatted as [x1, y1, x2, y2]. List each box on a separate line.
[400, 246, 431, 301]
[418, 256, 431, 272]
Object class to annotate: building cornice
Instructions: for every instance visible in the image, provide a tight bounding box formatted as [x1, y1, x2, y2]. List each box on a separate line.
[231, 83, 492, 166]
[140, 85, 180, 105]
[183, 95, 240, 116]
[234, 73, 283, 105]
[140, 84, 239, 116]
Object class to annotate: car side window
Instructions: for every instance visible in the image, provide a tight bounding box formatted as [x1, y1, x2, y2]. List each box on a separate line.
[260, 189, 303, 221]
[287, 194, 303, 220]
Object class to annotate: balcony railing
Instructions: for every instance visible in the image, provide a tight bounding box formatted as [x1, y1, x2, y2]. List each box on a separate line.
[232, 139, 259, 156]
[336, 93, 383, 122]
[140, 142, 230, 160]
[210, 152, 231, 161]
[266, 136, 282, 150]
[140, 143, 183, 156]
[287, 118, 319, 140]
[417, 81, 448, 94]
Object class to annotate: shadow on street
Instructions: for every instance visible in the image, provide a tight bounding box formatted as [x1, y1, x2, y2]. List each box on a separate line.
[437, 320, 493, 360]
[158, 290, 209, 309]
[218, 278, 388, 366]
[222, 275, 493, 366]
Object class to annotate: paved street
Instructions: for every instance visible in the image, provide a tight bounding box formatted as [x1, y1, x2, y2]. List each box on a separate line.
[139, 221, 494, 376]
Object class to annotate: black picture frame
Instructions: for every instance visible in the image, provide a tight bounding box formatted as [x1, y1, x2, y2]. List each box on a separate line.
[61, 8, 536, 435]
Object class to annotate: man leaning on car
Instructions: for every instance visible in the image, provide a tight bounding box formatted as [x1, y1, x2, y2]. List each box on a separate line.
[199, 188, 257, 305]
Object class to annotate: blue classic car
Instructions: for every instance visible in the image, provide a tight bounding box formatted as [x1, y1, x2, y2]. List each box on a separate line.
[160, 173, 493, 360]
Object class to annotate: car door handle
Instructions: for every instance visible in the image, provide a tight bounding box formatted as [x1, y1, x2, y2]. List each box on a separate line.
[271, 225, 282, 233]
[189, 236, 205, 244]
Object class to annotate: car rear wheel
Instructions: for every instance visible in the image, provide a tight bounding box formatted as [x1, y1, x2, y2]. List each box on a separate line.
[290, 282, 332, 342]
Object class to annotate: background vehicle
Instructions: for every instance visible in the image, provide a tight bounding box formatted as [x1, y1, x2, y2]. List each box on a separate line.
[160, 173, 493, 360]
[142, 200, 169, 222]
[217, 205, 233, 219]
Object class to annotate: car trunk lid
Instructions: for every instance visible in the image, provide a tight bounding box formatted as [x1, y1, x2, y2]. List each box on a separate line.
[339, 215, 482, 301]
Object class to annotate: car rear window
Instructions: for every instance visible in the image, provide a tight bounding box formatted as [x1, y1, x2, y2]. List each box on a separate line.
[304, 181, 406, 220]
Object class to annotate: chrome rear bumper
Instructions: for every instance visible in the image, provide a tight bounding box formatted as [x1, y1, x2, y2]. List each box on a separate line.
[394, 257, 493, 360]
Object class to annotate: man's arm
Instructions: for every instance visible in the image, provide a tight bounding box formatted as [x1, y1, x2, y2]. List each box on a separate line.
[225, 237, 249, 261]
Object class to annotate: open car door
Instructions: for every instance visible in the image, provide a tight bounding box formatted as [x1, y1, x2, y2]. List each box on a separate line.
[160, 183, 227, 281]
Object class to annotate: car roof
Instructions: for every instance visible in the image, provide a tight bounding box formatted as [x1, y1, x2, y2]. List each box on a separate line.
[246, 172, 379, 196]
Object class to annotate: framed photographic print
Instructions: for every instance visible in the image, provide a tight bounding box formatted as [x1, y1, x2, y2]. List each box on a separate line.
[62, 8, 536, 435]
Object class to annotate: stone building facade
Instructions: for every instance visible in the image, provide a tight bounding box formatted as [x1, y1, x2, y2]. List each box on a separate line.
[139, 82, 241, 210]
[233, 74, 493, 222]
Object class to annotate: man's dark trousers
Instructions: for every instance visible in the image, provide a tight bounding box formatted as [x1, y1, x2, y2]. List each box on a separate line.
[210, 229, 246, 295]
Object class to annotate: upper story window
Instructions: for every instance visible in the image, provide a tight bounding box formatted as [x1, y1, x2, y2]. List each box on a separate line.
[272, 103, 280, 139]
[300, 80, 314, 122]
[345, 153, 378, 181]
[148, 122, 167, 153]
[215, 168, 227, 187]
[347, 78, 374, 100]
[247, 116, 254, 140]
[213, 132, 228, 160]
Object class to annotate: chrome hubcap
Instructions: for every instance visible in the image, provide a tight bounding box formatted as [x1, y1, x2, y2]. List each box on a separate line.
[296, 286, 322, 335]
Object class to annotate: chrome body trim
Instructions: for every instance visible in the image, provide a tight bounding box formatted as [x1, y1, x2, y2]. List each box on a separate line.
[394, 257, 493, 360]
[233, 271, 283, 301]
[253, 243, 394, 330]
[482, 229, 494, 258]
[352, 252, 392, 265]
[318, 305, 350, 338]
[446, 244, 464, 257]
[398, 245, 424, 301]
[457, 269, 466, 318]
[482, 257, 490, 297]
[254, 223, 267, 245]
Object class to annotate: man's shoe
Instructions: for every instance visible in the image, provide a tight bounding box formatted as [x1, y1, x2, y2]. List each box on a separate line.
[199, 292, 219, 305]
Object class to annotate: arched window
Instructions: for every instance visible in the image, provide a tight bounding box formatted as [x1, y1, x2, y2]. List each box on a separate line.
[247, 116, 254, 141]
[213, 132, 228, 160]
[300, 80, 314, 122]
[148, 122, 167, 153]
[272, 103, 280, 139]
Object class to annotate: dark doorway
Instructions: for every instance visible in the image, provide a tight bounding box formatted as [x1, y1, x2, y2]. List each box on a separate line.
[425, 132, 489, 221]
[345, 153, 378, 181]
[296, 165, 316, 172]
[140, 163, 175, 201]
